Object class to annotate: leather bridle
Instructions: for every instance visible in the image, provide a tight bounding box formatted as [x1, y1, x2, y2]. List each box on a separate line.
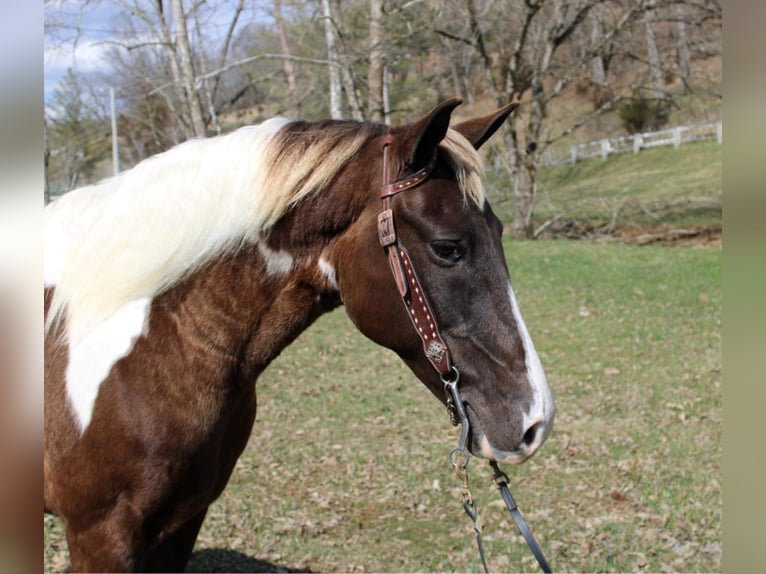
[377, 135, 461, 425]
[375, 134, 553, 573]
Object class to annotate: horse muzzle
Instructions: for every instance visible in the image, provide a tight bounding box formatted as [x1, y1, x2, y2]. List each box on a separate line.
[464, 401, 554, 465]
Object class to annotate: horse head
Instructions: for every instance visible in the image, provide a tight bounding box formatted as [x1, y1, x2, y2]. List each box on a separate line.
[331, 99, 555, 464]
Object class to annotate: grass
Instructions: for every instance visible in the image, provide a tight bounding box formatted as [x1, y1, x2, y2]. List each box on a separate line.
[487, 141, 722, 231]
[44, 239, 722, 573]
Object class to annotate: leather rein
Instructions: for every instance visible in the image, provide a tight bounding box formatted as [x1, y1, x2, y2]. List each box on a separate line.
[376, 135, 552, 573]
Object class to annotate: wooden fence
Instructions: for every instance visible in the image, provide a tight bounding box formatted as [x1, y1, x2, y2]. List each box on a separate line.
[540, 121, 722, 167]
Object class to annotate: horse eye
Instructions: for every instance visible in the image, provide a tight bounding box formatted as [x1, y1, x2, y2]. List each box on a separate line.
[430, 240, 464, 263]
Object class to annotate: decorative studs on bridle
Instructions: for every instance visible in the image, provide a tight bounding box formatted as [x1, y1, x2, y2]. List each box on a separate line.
[376, 135, 552, 573]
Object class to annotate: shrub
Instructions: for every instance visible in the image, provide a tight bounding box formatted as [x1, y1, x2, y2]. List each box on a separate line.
[618, 96, 671, 133]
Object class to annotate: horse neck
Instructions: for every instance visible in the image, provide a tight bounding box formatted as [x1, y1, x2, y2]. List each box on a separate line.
[157, 241, 342, 385]
[154, 148, 377, 385]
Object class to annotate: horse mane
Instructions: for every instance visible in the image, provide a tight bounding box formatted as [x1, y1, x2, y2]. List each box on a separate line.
[45, 117, 485, 339]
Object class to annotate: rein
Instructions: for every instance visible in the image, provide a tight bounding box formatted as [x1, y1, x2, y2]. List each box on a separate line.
[377, 135, 552, 573]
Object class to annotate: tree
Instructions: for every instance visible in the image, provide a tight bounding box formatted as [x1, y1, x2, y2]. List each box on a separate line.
[434, 0, 705, 238]
[367, 0, 386, 122]
[273, 0, 301, 117]
[47, 68, 110, 192]
[321, 0, 343, 118]
[643, 8, 664, 99]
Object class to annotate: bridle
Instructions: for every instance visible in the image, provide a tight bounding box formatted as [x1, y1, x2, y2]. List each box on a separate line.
[376, 135, 553, 574]
[377, 135, 461, 422]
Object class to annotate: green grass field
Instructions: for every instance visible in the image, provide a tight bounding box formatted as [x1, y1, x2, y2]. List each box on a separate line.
[44, 239, 722, 573]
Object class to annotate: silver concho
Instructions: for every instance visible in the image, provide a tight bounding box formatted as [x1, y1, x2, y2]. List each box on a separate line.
[426, 340, 447, 364]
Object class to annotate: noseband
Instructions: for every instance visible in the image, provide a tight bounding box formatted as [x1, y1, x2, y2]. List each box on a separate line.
[376, 135, 552, 573]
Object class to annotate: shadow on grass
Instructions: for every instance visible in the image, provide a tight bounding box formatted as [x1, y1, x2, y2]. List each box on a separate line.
[185, 548, 312, 573]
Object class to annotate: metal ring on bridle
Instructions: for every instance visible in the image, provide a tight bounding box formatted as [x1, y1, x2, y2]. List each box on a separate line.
[442, 367, 472, 470]
[440, 366, 460, 385]
[450, 446, 470, 470]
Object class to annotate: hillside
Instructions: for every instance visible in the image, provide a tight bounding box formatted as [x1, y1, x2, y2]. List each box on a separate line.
[486, 139, 722, 245]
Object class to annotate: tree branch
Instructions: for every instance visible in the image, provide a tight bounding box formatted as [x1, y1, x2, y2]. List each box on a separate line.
[210, 0, 244, 105]
[147, 54, 337, 96]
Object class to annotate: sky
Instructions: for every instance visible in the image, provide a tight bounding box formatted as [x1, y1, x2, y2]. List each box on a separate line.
[43, 0, 267, 106]
[44, 2, 124, 103]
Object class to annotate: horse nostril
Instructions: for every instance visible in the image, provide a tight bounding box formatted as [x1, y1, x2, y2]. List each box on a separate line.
[522, 421, 543, 450]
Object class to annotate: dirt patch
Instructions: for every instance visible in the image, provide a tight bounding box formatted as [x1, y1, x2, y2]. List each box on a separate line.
[534, 220, 722, 247]
[607, 224, 722, 247]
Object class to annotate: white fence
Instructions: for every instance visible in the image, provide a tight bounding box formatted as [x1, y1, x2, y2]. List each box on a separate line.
[541, 121, 722, 167]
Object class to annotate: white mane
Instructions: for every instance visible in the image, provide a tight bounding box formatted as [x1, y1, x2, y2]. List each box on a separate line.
[45, 118, 301, 337]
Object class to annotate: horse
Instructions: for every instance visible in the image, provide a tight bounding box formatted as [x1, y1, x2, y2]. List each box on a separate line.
[44, 98, 555, 572]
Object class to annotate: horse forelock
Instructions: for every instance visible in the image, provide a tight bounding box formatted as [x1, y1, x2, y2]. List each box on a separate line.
[439, 129, 486, 208]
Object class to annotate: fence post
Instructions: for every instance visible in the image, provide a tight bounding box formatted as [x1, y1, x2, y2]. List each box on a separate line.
[600, 139, 610, 160]
[716, 121, 722, 144]
[673, 126, 682, 150]
[633, 133, 643, 154]
[570, 144, 577, 164]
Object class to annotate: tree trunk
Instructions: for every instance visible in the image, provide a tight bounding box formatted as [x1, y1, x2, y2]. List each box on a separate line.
[511, 165, 537, 239]
[590, 17, 606, 84]
[330, 0, 364, 120]
[382, 62, 391, 125]
[192, 12, 221, 134]
[675, 4, 691, 89]
[511, 154, 537, 239]
[321, 0, 343, 119]
[169, 0, 206, 138]
[508, 85, 544, 239]
[152, 1, 191, 139]
[367, 0, 385, 123]
[274, 0, 300, 118]
[643, 12, 664, 99]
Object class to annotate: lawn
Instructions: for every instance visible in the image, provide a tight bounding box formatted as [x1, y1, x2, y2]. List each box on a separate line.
[44, 239, 722, 573]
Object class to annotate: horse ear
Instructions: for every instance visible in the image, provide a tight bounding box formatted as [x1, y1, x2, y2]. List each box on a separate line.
[453, 99, 520, 150]
[399, 98, 463, 168]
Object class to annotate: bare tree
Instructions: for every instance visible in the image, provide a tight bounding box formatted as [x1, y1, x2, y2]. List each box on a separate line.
[274, 0, 301, 117]
[330, 0, 364, 119]
[368, 0, 386, 122]
[675, 3, 691, 89]
[436, 0, 663, 237]
[590, 13, 607, 85]
[643, 8, 664, 99]
[320, 0, 343, 118]
[47, 0, 251, 144]
[169, 0, 206, 137]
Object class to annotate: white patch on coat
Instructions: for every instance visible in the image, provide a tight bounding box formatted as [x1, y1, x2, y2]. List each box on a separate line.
[318, 257, 338, 290]
[258, 242, 294, 276]
[66, 297, 151, 433]
[507, 283, 555, 441]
